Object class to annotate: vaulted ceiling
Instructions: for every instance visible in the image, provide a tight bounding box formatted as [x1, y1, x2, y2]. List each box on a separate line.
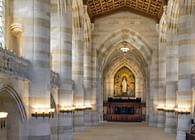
[83, 0, 165, 21]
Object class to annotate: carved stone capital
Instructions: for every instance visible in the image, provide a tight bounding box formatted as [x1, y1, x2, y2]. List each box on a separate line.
[10, 23, 23, 37]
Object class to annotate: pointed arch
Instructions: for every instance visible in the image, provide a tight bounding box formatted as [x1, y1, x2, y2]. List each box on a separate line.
[98, 28, 152, 64]
[103, 58, 146, 101]
[0, 84, 27, 121]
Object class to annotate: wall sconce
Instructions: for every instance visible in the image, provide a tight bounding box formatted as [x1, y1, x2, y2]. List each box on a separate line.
[174, 106, 191, 114]
[157, 104, 191, 114]
[75, 105, 86, 111]
[156, 105, 175, 112]
[0, 112, 8, 128]
[32, 108, 55, 119]
[59, 105, 93, 112]
[84, 105, 93, 110]
[156, 105, 165, 111]
[163, 106, 175, 112]
[59, 106, 75, 113]
[74, 105, 93, 111]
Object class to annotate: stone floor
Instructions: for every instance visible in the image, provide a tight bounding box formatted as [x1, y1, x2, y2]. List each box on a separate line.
[73, 122, 176, 140]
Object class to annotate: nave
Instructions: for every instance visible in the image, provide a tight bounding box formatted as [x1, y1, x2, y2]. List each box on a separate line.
[0, 0, 195, 140]
[73, 122, 176, 140]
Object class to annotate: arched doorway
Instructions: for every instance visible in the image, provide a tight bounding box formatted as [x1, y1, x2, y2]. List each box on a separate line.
[0, 85, 27, 140]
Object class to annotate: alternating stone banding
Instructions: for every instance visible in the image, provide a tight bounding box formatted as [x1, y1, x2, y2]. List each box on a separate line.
[72, 0, 85, 131]
[51, 0, 73, 139]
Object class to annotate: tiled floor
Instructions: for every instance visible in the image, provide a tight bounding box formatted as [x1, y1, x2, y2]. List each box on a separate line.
[73, 122, 176, 140]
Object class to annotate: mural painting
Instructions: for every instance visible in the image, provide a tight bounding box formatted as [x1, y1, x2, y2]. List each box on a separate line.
[114, 66, 135, 97]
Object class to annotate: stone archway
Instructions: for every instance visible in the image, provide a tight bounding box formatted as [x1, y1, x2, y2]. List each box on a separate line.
[97, 28, 152, 70]
[0, 84, 27, 140]
[96, 28, 151, 122]
[104, 61, 146, 100]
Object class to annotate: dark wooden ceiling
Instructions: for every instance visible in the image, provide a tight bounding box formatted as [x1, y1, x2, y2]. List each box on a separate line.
[83, 0, 165, 21]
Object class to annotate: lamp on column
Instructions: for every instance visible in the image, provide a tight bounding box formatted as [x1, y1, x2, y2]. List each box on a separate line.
[84, 105, 93, 110]
[59, 106, 75, 113]
[74, 105, 93, 111]
[156, 104, 165, 111]
[31, 107, 55, 119]
[74, 105, 86, 111]
[156, 104, 175, 112]
[59, 105, 93, 112]
[174, 105, 191, 114]
[0, 112, 8, 128]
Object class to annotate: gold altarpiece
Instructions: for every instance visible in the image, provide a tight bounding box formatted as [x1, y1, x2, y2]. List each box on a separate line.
[114, 67, 135, 97]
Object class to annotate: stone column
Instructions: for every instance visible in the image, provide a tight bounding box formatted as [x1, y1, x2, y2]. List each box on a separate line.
[50, 0, 73, 140]
[50, 87, 58, 140]
[157, 42, 166, 128]
[149, 48, 158, 127]
[91, 45, 99, 125]
[157, 6, 168, 128]
[135, 77, 144, 100]
[157, 34, 166, 128]
[176, 2, 195, 140]
[164, 23, 178, 134]
[72, 0, 85, 131]
[13, 0, 51, 139]
[104, 77, 109, 99]
[83, 5, 93, 127]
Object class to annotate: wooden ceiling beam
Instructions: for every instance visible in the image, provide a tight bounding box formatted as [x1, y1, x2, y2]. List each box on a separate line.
[83, 0, 88, 5]
[147, 0, 152, 12]
[136, 0, 138, 8]
[86, 0, 164, 22]
[91, 6, 159, 23]
[164, 0, 168, 5]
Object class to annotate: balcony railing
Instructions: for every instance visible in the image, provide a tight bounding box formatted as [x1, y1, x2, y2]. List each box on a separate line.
[0, 47, 60, 87]
[0, 47, 30, 79]
[51, 71, 60, 87]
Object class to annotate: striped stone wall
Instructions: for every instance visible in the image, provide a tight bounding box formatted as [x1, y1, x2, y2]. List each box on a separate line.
[92, 8, 157, 124]
[149, 48, 158, 127]
[83, 5, 94, 127]
[13, 0, 51, 140]
[72, 0, 85, 131]
[91, 45, 99, 124]
[176, 1, 195, 140]
[50, 0, 73, 140]
[4, 1, 195, 140]
[164, 0, 179, 133]
[93, 11, 158, 52]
